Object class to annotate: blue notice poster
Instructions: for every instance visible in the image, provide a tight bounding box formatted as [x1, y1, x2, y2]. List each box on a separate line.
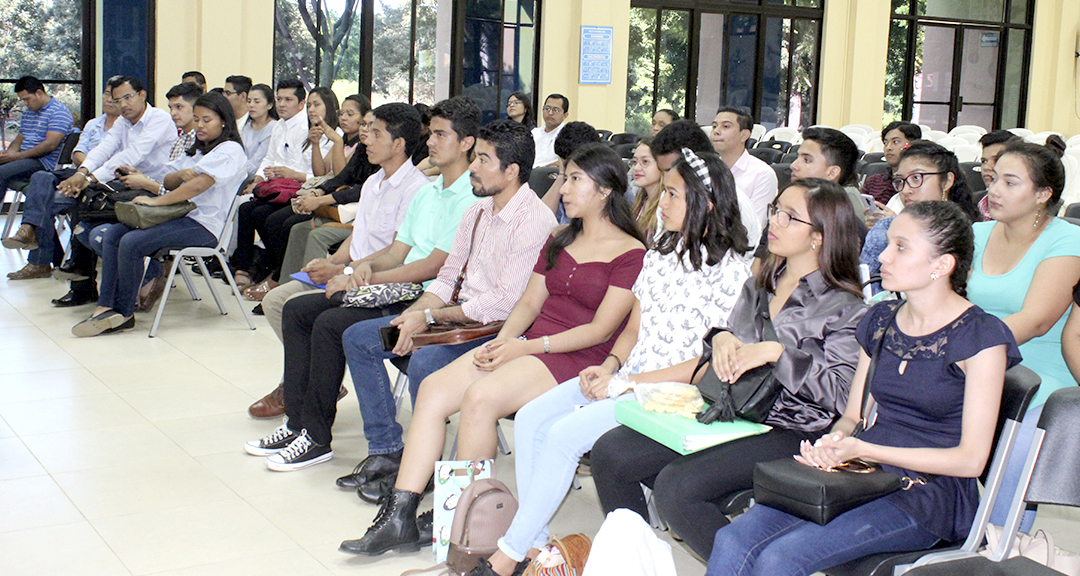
[579, 26, 613, 85]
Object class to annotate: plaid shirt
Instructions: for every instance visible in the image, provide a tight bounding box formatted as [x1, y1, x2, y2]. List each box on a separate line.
[170, 129, 197, 160]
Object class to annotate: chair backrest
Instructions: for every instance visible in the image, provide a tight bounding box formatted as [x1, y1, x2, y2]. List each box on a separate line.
[58, 131, 81, 165]
[756, 139, 791, 153]
[613, 142, 637, 160]
[862, 152, 885, 165]
[529, 166, 559, 198]
[1024, 386, 1080, 506]
[1065, 202, 1080, 219]
[960, 162, 984, 192]
[751, 124, 767, 141]
[1007, 127, 1034, 138]
[924, 130, 949, 142]
[596, 129, 613, 141]
[772, 162, 792, 189]
[762, 126, 799, 143]
[749, 147, 783, 164]
[860, 162, 891, 179]
[860, 134, 884, 153]
[981, 366, 1040, 484]
[609, 132, 641, 146]
[949, 125, 987, 137]
[951, 144, 981, 163]
[1066, 134, 1080, 148]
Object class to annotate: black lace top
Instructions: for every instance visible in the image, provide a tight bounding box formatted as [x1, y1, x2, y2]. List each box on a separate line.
[857, 300, 1021, 541]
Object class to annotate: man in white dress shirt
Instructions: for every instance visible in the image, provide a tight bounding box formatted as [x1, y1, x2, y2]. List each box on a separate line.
[531, 93, 568, 168]
[710, 106, 777, 226]
[243, 78, 329, 195]
[3, 76, 177, 280]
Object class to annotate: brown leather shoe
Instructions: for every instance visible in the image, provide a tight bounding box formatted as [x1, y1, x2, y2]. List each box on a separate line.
[6, 262, 51, 280]
[2, 224, 38, 250]
[249, 384, 286, 419]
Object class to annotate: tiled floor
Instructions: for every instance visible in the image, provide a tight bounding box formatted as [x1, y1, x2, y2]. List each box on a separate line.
[0, 246, 705, 576]
[4, 242, 1080, 576]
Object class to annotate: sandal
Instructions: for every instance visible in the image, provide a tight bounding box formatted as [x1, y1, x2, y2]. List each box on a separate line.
[233, 270, 255, 292]
[243, 279, 277, 301]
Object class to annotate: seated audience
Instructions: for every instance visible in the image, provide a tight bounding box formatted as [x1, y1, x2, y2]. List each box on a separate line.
[0, 76, 74, 217]
[506, 91, 535, 129]
[240, 83, 279, 175]
[629, 137, 662, 242]
[224, 75, 252, 130]
[591, 178, 866, 560]
[650, 108, 678, 137]
[968, 140, 1080, 533]
[707, 201, 1019, 576]
[651, 120, 761, 257]
[245, 103, 428, 419]
[71, 92, 248, 336]
[861, 141, 981, 291]
[861, 121, 920, 205]
[532, 93, 569, 168]
[341, 143, 645, 557]
[540, 121, 601, 221]
[472, 149, 751, 576]
[710, 105, 778, 223]
[330, 119, 555, 523]
[3, 76, 176, 280]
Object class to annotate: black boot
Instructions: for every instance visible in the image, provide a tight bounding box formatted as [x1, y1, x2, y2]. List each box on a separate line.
[340, 488, 421, 555]
[417, 509, 433, 548]
[467, 557, 531, 576]
[336, 450, 402, 489]
[358, 471, 434, 504]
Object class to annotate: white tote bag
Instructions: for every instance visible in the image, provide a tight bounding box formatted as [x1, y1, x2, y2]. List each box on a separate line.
[581, 509, 677, 576]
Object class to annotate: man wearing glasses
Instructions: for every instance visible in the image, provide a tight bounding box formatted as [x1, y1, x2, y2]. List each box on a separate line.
[531, 93, 568, 168]
[224, 75, 252, 131]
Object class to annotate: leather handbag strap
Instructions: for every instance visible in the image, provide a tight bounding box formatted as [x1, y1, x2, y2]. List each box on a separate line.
[853, 302, 903, 437]
[449, 210, 485, 306]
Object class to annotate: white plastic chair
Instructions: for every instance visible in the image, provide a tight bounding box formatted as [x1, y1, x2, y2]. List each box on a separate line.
[948, 132, 982, 145]
[843, 123, 874, 135]
[1025, 131, 1062, 145]
[924, 130, 949, 142]
[949, 125, 987, 136]
[860, 134, 884, 153]
[935, 137, 969, 150]
[840, 127, 870, 145]
[1059, 154, 1080, 213]
[951, 144, 982, 163]
[1007, 127, 1034, 139]
[750, 124, 767, 142]
[148, 191, 256, 337]
[918, 125, 932, 138]
[761, 126, 799, 143]
[1065, 134, 1080, 148]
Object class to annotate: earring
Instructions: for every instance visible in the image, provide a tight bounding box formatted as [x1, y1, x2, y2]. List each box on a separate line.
[931, 272, 939, 281]
[810, 242, 817, 250]
[1034, 210, 1042, 228]
[941, 191, 947, 201]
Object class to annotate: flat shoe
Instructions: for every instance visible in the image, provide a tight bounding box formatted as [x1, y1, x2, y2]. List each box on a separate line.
[72, 311, 132, 337]
[52, 289, 98, 308]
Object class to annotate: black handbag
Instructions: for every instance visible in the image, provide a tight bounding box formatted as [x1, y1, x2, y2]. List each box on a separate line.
[692, 289, 784, 425]
[752, 303, 931, 525]
[74, 181, 153, 224]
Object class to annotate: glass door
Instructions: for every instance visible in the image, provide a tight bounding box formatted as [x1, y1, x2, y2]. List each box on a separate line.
[909, 23, 1003, 131]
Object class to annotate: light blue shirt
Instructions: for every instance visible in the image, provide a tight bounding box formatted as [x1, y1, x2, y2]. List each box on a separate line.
[73, 114, 112, 158]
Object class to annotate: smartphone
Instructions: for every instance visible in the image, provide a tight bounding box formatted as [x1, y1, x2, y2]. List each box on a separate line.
[859, 194, 875, 210]
[114, 166, 132, 177]
[379, 325, 400, 351]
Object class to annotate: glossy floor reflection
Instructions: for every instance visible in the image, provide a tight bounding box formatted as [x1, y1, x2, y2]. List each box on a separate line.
[0, 244, 707, 576]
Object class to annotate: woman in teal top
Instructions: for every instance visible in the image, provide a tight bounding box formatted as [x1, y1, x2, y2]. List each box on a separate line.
[967, 140, 1080, 531]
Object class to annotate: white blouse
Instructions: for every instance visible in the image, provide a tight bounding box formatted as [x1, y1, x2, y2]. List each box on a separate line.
[165, 140, 248, 238]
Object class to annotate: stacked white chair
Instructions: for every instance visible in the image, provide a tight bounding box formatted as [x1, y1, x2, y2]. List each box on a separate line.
[918, 124, 932, 137]
[1007, 127, 1034, 138]
[924, 130, 949, 142]
[936, 136, 969, 150]
[1065, 134, 1080, 148]
[951, 144, 982, 163]
[761, 126, 799, 144]
[949, 132, 982, 145]
[751, 124, 767, 142]
[860, 134, 885, 153]
[949, 125, 987, 136]
[1026, 131, 1062, 145]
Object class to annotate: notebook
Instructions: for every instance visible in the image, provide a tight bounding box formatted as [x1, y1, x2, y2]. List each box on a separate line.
[614, 399, 772, 455]
[290, 271, 327, 289]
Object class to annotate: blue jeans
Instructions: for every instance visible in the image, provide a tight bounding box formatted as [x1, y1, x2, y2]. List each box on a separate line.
[97, 218, 215, 317]
[89, 224, 162, 282]
[0, 158, 44, 190]
[341, 316, 492, 455]
[988, 403, 1043, 533]
[707, 499, 939, 576]
[19, 170, 74, 266]
[497, 379, 630, 561]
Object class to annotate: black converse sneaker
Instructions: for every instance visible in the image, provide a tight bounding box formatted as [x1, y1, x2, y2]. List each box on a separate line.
[265, 430, 333, 471]
[244, 419, 298, 456]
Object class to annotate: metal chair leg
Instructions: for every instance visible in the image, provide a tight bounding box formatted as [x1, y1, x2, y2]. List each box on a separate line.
[149, 255, 183, 338]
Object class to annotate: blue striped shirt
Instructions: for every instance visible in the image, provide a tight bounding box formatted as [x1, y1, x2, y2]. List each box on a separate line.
[19, 97, 74, 170]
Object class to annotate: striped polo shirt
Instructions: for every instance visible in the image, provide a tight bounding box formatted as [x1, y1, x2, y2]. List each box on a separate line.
[19, 97, 74, 170]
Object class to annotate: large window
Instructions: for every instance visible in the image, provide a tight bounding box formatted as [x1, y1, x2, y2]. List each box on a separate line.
[273, 0, 539, 116]
[0, 0, 93, 147]
[885, 0, 1033, 131]
[628, 0, 823, 134]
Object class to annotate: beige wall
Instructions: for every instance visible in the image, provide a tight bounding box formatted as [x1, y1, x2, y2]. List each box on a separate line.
[538, 0, 631, 132]
[817, 0, 891, 129]
[154, 0, 274, 106]
[1027, 0, 1080, 135]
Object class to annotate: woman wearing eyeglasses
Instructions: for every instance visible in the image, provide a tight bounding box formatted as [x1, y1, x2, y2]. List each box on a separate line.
[505, 92, 535, 129]
[861, 141, 981, 294]
[590, 178, 867, 560]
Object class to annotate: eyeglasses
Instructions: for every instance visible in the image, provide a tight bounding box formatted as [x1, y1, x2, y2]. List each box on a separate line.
[542, 106, 562, 114]
[223, 90, 237, 96]
[507, 100, 522, 107]
[767, 204, 813, 228]
[113, 93, 138, 103]
[891, 171, 948, 192]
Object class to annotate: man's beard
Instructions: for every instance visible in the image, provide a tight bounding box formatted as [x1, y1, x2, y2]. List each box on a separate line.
[471, 178, 499, 198]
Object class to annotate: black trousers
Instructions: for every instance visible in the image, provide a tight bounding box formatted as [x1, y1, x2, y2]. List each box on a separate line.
[230, 199, 279, 272]
[590, 424, 815, 559]
[281, 292, 412, 446]
[261, 205, 311, 282]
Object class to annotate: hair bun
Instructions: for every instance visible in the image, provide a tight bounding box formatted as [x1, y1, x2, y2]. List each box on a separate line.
[1044, 134, 1066, 158]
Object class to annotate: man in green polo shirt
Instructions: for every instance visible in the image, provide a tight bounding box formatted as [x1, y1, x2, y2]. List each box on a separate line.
[243, 97, 482, 454]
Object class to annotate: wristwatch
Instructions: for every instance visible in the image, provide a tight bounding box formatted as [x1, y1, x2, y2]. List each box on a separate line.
[343, 265, 354, 276]
[424, 308, 436, 326]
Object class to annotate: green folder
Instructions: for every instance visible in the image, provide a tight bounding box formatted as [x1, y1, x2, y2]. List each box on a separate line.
[614, 399, 772, 455]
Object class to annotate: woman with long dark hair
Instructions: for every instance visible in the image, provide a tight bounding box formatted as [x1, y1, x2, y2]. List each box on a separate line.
[445, 148, 755, 576]
[706, 201, 1019, 575]
[340, 143, 647, 558]
[72, 92, 249, 337]
[506, 91, 535, 129]
[590, 178, 868, 560]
